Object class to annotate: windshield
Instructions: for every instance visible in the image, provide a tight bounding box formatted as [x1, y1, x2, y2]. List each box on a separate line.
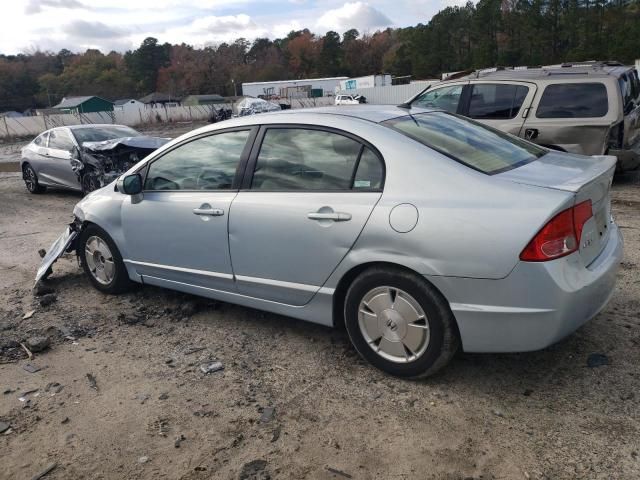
[73, 126, 141, 144]
[382, 111, 545, 174]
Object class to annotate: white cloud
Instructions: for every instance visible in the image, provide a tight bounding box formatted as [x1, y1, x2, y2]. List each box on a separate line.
[316, 2, 392, 34]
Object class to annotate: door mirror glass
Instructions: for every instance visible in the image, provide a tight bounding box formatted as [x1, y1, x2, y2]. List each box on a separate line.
[120, 173, 142, 195]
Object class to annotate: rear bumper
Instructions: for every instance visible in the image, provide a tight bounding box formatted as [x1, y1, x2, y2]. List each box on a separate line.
[429, 223, 623, 353]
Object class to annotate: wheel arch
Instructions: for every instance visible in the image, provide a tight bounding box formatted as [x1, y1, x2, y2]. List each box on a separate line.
[331, 261, 458, 334]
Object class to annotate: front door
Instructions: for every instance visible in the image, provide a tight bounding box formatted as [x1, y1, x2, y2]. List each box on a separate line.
[45, 128, 81, 189]
[229, 126, 385, 306]
[121, 128, 254, 291]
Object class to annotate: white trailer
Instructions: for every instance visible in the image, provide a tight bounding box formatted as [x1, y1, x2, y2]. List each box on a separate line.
[339, 75, 392, 91]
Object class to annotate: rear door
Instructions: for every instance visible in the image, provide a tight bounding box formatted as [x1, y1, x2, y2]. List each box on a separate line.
[521, 80, 617, 155]
[462, 81, 536, 136]
[228, 125, 385, 305]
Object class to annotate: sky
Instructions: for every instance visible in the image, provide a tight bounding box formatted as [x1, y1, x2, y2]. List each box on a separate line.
[2, 0, 468, 55]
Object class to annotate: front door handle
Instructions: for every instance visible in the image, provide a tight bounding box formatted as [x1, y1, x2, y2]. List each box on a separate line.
[307, 212, 351, 221]
[193, 207, 224, 216]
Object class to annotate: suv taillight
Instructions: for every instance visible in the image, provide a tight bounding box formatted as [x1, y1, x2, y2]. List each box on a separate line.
[607, 121, 624, 150]
[520, 200, 593, 262]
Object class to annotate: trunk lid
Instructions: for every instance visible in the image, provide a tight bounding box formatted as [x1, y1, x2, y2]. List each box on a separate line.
[497, 151, 616, 266]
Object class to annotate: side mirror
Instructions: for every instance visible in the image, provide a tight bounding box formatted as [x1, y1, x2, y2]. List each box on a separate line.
[118, 173, 143, 195]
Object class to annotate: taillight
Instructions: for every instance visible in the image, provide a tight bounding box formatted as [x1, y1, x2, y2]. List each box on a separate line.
[607, 121, 624, 150]
[520, 200, 593, 262]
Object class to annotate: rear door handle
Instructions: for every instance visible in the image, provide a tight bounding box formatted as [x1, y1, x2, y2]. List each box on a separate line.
[307, 212, 351, 221]
[193, 207, 224, 216]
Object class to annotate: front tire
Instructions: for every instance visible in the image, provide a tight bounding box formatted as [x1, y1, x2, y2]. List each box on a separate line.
[344, 267, 459, 378]
[81, 169, 100, 195]
[79, 224, 131, 294]
[23, 164, 46, 194]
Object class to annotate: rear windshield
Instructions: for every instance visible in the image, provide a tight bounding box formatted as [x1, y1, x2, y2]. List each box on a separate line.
[382, 112, 545, 174]
[536, 83, 608, 118]
[72, 126, 141, 144]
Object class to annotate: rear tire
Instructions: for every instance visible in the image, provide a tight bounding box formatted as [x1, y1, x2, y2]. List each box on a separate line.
[23, 164, 46, 194]
[344, 267, 459, 378]
[79, 224, 132, 294]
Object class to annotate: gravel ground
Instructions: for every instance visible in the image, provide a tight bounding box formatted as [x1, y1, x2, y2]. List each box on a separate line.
[0, 170, 639, 480]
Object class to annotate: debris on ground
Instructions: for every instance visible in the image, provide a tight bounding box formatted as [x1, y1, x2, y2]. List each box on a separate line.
[0, 421, 10, 433]
[199, 361, 223, 374]
[271, 426, 281, 443]
[45, 382, 63, 394]
[135, 393, 150, 404]
[22, 310, 35, 320]
[61, 417, 70, 424]
[25, 336, 50, 353]
[183, 346, 206, 355]
[260, 406, 275, 424]
[37, 249, 46, 258]
[39, 294, 57, 307]
[158, 392, 169, 400]
[23, 363, 41, 373]
[86, 373, 98, 390]
[174, 434, 185, 448]
[239, 459, 269, 480]
[30, 462, 57, 480]
[492, 409, 505, 418]
[326, 466, 352, 478]
[138, 456, 150, 464]
[20, 342, 33, 359]
[33, 283, 54, 297]
[587, 353, 609, 368]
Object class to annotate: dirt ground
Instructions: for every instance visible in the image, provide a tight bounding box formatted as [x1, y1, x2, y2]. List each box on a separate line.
[0, 166, 639, 480]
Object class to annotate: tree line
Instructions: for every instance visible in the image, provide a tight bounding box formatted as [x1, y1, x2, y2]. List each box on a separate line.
[0, 0, 638, 112]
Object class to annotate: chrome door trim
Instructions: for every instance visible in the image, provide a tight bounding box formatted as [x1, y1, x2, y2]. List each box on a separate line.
[124, 260, 234, 280]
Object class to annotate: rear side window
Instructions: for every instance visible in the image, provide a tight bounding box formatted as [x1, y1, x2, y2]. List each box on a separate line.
[382, 112, 545, 175]
[33, 132, 48, 147]
[251, 128, 383, 191]
[468, 84, 529, 119]
[536, 83, 608, 118]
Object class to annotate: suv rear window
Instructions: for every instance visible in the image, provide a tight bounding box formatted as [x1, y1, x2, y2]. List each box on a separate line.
[536, 83, 608, 118]
[383, 112, 545, 175]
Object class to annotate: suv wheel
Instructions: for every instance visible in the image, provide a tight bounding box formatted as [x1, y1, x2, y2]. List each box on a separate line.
[344, 267, 459, 378]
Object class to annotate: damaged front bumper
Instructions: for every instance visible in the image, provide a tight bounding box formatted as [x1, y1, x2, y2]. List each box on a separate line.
[35, 221, 81, 285]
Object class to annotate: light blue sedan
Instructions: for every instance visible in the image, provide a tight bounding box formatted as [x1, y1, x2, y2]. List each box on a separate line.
[37, 106, 623, 377]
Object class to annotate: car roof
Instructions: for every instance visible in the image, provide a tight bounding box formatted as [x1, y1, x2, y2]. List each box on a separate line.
[450, 64, 634, 82]
[64, 124, 134, 131]
[234, 105, 430, 125]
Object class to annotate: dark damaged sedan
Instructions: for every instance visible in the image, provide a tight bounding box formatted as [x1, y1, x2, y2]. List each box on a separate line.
[21, 124, 169, 195]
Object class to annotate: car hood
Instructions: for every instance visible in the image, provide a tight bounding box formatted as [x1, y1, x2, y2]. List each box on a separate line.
[81, 136, 170, 152]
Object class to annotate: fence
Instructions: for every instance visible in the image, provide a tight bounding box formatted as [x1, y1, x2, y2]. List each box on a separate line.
[0, 97, 336, 140]
[337, 81, 439, 105]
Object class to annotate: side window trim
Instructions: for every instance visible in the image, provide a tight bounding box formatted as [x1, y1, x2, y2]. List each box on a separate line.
[240, 124, 386, 192]
[141, 126, 258, 192]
